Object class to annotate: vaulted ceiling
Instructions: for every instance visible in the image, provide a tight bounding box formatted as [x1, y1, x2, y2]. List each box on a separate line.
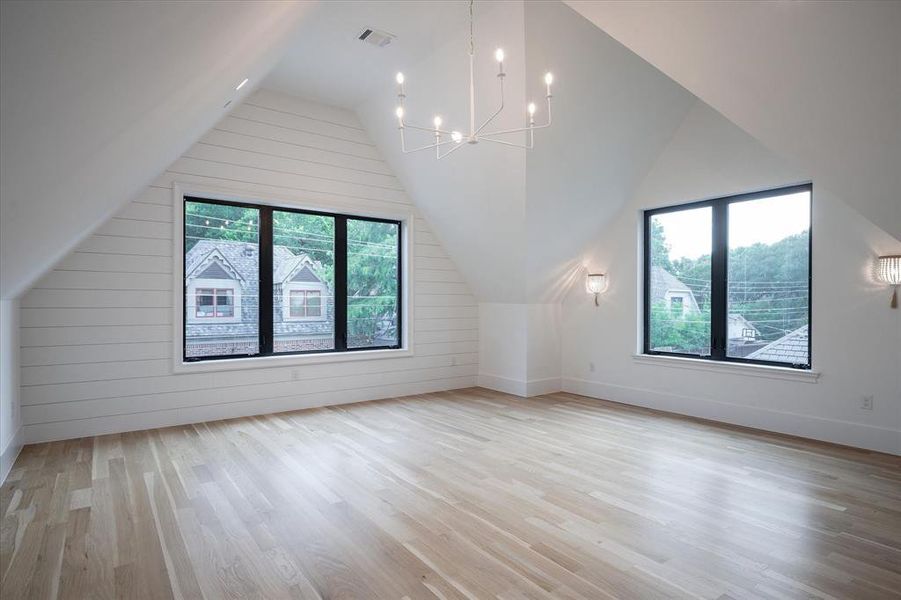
[354, 1, 695, 302]
[564, 0, 901, 241]
[3, 0, 898, 304]
[0, 0, 313, 299]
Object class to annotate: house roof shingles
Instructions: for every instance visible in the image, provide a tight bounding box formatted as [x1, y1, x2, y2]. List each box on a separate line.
[650, 266, 691, 303]
[746, 325, 809, 364]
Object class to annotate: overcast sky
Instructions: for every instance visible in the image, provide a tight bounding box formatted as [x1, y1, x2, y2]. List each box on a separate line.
[654, 191, 811, 261]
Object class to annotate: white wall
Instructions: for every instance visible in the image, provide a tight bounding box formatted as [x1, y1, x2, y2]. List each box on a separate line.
[478, 303, 528, 395]
[0, 298, 22, 482]
[17, 89, 478, 444]
[477, 302, 561, 397]
[562, 102, 901, 455]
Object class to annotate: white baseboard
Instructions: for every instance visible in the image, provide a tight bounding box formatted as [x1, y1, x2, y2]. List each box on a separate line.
[563, 377, 901, 456]
[23, 376, 477, 444]
[478, 374, 562, 398]
[0, 426, 24, 484]
[478, 373, 527, 397]
[526, 377, 562, 397]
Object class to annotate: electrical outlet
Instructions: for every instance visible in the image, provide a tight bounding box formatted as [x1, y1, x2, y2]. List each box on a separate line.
[860, 395, 874, 410]
[450, 356, 457, 366]
[589, 362, 596, 373]
[291, 369, 301, 381]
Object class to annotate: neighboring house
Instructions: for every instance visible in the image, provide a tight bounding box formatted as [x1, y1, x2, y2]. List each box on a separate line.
[728, 313, 759, 342]
[746, 325, 809, 365]
[185, 239, 333, 357]
[650, 266, 701, 315]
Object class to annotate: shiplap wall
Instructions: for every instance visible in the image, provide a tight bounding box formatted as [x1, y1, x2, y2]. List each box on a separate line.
[18, 89, 478, 443]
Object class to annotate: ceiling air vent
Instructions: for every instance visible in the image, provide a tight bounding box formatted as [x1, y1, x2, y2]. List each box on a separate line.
[358, 28, 395, 48]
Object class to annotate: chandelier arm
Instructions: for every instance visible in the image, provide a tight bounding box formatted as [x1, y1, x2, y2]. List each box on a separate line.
[437, 141, 466, 160]
[402, 139, 461, 154]
[478, 136, 532, 150]
[400, 121, 457, 136]
[474, 76, 505, 136]
[400, 128, 460, 153]
[481, 97, 552, 137]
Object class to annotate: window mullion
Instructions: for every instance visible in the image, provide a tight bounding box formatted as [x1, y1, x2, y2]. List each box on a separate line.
[335, 217, 348, 352]
[259, 208, 274, 354]
[710, 200, 728, 360]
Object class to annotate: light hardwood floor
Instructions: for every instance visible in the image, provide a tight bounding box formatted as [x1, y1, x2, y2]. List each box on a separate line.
[2, 388, 900, 599]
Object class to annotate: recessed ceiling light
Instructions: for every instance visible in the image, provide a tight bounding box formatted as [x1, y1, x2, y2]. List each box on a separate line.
[236, 78, 249, 91]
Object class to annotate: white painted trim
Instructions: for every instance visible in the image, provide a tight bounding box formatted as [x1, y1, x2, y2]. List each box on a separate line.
[563, 377, 900, 455]
[632, 353, 820, 383]
[0, 426, 23, 485]
[171, 182, 415, 374]
[526, 377, 562, 397]
[173, 346, 414, 374]
[477, 375, 562, 398]
[478, 373, 527, 397]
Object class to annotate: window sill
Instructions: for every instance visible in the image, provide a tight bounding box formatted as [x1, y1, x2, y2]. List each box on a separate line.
[632, 354, 820, 383]
[174, 347, 412, 374]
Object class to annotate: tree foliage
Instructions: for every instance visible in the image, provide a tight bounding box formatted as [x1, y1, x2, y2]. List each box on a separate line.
[649, 219, 809, 352]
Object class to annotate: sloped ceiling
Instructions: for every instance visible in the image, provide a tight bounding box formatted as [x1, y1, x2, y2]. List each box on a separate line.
[564, 0, 901, 241]
[523, 1, 694, 302]
[354, 0, 694, 302]
[265, 1, 477, 109]
[0, 0, 313, 299]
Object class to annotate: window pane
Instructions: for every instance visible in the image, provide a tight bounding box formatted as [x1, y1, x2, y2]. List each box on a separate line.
[347, 219, 400, 348]
[648, 207, 712, 355]
[273, 211, 334, 352]
[185, 201, 259, 358]
[728, 191, 810, 365]
[306, 291, 321, 317]
[216, 289, 234, 317]
[196, 289, 214, 318]
[289, 290, 304, 317]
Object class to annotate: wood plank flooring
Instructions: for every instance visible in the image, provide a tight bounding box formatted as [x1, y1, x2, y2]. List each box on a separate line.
[2, 388, 900, 599]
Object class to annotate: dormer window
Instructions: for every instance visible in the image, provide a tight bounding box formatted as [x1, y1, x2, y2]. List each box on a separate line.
[196, 288, 234, 318]
[289, 290, 321, 318]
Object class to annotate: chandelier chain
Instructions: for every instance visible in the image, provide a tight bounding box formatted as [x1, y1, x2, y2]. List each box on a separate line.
[469, 0, 474, 57]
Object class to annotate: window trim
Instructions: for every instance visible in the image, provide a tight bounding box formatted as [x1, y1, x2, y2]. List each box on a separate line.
[171, 183, 413, 373]
[642, 183, 813, 370]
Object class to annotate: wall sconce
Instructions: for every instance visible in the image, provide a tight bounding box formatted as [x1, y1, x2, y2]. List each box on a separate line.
[877, 255, 901, 308]
[585, 273, 608, 306]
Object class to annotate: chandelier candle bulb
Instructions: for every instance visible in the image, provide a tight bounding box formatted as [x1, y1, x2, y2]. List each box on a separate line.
[433, 115, 442, 129]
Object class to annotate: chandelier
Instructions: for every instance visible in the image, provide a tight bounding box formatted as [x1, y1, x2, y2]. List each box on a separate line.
[393, 0, 554, 159]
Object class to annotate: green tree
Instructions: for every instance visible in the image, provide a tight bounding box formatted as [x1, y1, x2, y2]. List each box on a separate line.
[649, 220, 674, 271]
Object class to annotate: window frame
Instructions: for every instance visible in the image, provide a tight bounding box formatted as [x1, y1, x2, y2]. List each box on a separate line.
[642, 183, 812, 370]
[182, 195, 403, 363]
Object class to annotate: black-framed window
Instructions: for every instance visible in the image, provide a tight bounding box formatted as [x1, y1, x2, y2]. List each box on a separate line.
[643, 183, 812, 369]
[184, 196, 402, 362]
